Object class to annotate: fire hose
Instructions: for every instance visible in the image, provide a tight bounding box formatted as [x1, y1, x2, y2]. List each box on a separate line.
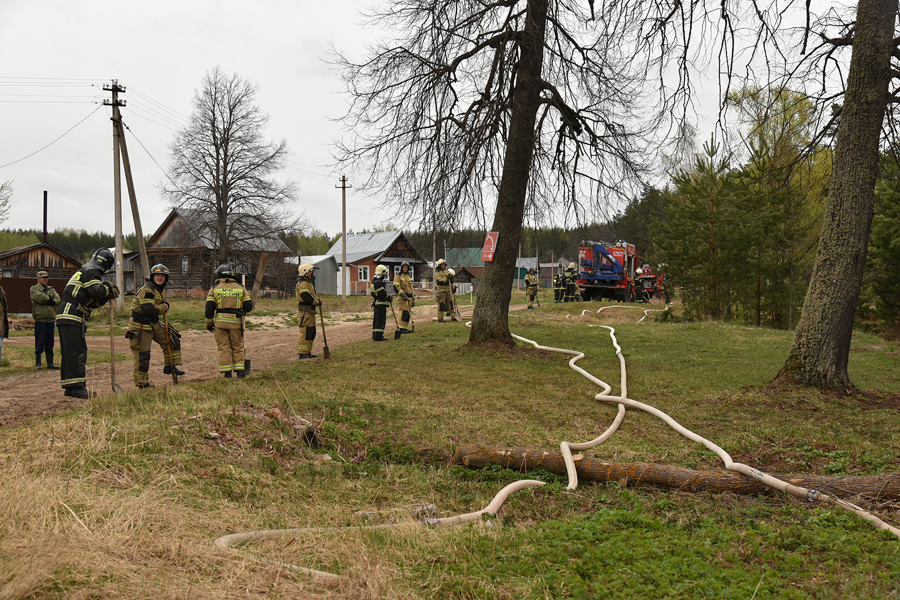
[215, 311, 898, 581]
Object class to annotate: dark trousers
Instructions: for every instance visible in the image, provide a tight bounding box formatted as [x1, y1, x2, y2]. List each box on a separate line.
[57, 322, 87, 389]
[372, 304, 387, 340]
[35, 321, 55, 353]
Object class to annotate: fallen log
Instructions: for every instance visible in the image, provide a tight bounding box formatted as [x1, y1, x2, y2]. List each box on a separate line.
[451, 444, 900, 501]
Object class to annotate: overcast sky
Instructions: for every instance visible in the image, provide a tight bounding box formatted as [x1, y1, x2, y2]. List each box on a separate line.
[0, 0, 385, 241]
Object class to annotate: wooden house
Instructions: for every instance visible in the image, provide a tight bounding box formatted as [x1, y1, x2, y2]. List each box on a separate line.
[136, 208, 294, 296]
[325, 231, 426, 295]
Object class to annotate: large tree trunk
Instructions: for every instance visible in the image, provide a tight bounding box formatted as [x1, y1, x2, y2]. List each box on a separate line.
[775, 0, 896, 392]
[468, 0, 549, 346]
[453, 444, 900, 500]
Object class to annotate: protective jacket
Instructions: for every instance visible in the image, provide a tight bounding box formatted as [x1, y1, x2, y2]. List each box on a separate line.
[55, 266, 114, 326]
[205, 278, 253, 330]
[129, 281, 169, 330]
[31, 283, 61, 322]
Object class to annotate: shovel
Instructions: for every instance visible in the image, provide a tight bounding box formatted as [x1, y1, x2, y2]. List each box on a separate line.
[163, 312, 178, 384]
[389, 300, 402, 339]
[109, 305, 125, 394]
[318, 305, 331, 359]
[241, 312, 251, 375]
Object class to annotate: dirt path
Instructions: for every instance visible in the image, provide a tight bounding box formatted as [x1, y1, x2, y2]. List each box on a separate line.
[0, 304, 475, 428]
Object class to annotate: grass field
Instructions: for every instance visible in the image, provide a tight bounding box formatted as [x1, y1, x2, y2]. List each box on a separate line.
[1, 295, 898, 599]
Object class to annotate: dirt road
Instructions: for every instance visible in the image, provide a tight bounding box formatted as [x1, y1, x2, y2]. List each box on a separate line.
[0, 318, 377, 428]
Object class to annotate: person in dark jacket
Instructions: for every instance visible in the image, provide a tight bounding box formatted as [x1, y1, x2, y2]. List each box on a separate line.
[55, 248, 118, 399]
[370, 264, 391, 341]
[31, 271, 61, 369]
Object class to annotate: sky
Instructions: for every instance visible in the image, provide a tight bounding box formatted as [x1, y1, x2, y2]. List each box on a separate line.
[0, 0, 384, 241]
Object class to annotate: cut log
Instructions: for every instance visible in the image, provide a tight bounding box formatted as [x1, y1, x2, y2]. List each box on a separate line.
[451, 444, 900, 501]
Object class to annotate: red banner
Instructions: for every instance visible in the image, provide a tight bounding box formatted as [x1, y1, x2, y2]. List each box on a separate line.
[481, 232, 499, 262]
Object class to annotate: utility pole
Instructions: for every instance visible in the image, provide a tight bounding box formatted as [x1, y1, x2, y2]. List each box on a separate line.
[104, 80, 125, 310]
[336, 175, 351, 301]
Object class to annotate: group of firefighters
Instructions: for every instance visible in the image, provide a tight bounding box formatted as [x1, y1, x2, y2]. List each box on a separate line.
[44, 249, 584, 397]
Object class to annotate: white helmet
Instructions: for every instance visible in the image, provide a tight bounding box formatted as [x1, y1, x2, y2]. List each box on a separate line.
[448, 268, 455, 277]
[375, 264, 388, 276]
[297, 263, 315, 277]
[636, 268, 643, 275]
[437, 258, 447, 268]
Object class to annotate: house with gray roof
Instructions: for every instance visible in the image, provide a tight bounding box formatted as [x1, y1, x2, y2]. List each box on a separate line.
[325, 230, 426, 295]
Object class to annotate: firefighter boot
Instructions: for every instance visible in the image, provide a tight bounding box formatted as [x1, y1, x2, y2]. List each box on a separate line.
[164, 365, 185, 376]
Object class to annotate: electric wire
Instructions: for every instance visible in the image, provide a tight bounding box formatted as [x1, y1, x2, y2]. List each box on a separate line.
[0, 104, 103, 170]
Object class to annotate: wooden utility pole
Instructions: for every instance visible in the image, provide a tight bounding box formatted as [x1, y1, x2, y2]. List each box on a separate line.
[336, 175, 351, 300]
[105, 80, 125, 309]
[104, 80, 150, 298]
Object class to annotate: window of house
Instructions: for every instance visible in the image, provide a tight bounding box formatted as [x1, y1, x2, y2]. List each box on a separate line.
[394, 265, 401, 278]
[358, 265, 369, 281]
[181, 255, 190, 275]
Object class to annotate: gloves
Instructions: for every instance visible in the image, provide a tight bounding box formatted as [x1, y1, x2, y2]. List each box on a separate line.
[104, 282, 120, 298]
[314, 298, 322, 306]
[158, 302, 169, 314]
[207, 324, 215, 332]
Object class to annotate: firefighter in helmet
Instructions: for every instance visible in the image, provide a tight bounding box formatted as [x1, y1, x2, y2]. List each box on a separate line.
[205, 264, 253, 377]
[127, 263, 184, 388]
[370, 264, 391, 341]
[553, 271, 564, 303]
[447, 268, 460, 320]
[393, 261, 414, 333]
[524, 267, 538, 309]
[55, 248, 119, 398]
[564, 262, 578, 302]
[295, 262, 321, 358]
[434, 259, 453, 323]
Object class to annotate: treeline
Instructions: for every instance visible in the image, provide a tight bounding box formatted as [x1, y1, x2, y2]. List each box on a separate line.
[0, 228, 146, 262]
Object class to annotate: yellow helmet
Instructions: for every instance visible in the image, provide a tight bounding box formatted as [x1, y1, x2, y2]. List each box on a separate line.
[437, 258, 447, 268]
[568, 262, 576, 270]
[375, 264, 388, 276]
[297, 263, 314, 277]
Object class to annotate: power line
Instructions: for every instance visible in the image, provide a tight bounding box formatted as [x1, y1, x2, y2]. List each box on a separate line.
[0, 104, 104, 170]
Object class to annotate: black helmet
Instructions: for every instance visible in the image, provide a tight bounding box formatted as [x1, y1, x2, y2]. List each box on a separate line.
[86, 248, 115, 274]
[401, 261, 410, 271]
[215, 264, 235, 280]
[149, 263, 169, 287]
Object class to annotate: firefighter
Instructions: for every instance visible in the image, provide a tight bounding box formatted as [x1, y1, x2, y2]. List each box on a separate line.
[55, 248, 118, 399]
[127, 264, 184, 388]
[434, 259, 454, 323]
[31, 271, 61, 370]
[295, 262, 321, 358]
[205, 264, 253, 377]
[553, 272, 564, 303]
[370, 264, 391, 341]
[393, 261, 414, 333]
[564, 262, 578, 302]
[660, 277, 671, 304]
[524, 268, 538, 309]
[447, 268, 461, 320]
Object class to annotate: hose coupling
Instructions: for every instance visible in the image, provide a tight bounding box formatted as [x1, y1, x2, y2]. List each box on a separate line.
[807, 489, 820, 502]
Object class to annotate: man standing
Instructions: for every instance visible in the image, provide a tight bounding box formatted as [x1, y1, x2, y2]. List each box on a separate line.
[434, 259, 457, 323]
[294, 263, 321, 359]
[564, 262, 578, 302]
[370, 264, 391, 341]
[0, 271, 8, 366]
[30, 271, 61, 370]
[205, 264, 253, 377]
[553, 272, 564, 303]
[524, 268, 538, 309]
[393, 261, 414, 334]
[55, 248, 118, 398]
[128, 264, 184, 388]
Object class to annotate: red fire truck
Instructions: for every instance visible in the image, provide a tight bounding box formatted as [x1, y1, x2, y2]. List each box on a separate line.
[576, 240, 638, 302]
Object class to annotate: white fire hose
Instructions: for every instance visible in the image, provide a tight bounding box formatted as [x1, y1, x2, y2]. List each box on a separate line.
[215, 309, 898, 580]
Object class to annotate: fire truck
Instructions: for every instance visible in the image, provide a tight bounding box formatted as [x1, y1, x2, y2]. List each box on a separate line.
[576, 240, 638, 302]
[637, 264, 665, 302]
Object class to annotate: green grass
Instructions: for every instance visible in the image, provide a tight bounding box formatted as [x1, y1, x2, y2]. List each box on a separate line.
[0, 304, 898, 599]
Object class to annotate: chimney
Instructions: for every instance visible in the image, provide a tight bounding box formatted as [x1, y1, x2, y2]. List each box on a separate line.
[42, 191, 48, 245]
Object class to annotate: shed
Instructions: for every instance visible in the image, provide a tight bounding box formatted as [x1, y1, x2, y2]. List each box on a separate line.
[285, 254, 339, 295]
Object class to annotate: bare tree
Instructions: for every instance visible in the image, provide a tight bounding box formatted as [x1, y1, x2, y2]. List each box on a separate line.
[164, 67, 299, 268]
[335, 0, 900, 378]
[0, 180, 11, 226]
